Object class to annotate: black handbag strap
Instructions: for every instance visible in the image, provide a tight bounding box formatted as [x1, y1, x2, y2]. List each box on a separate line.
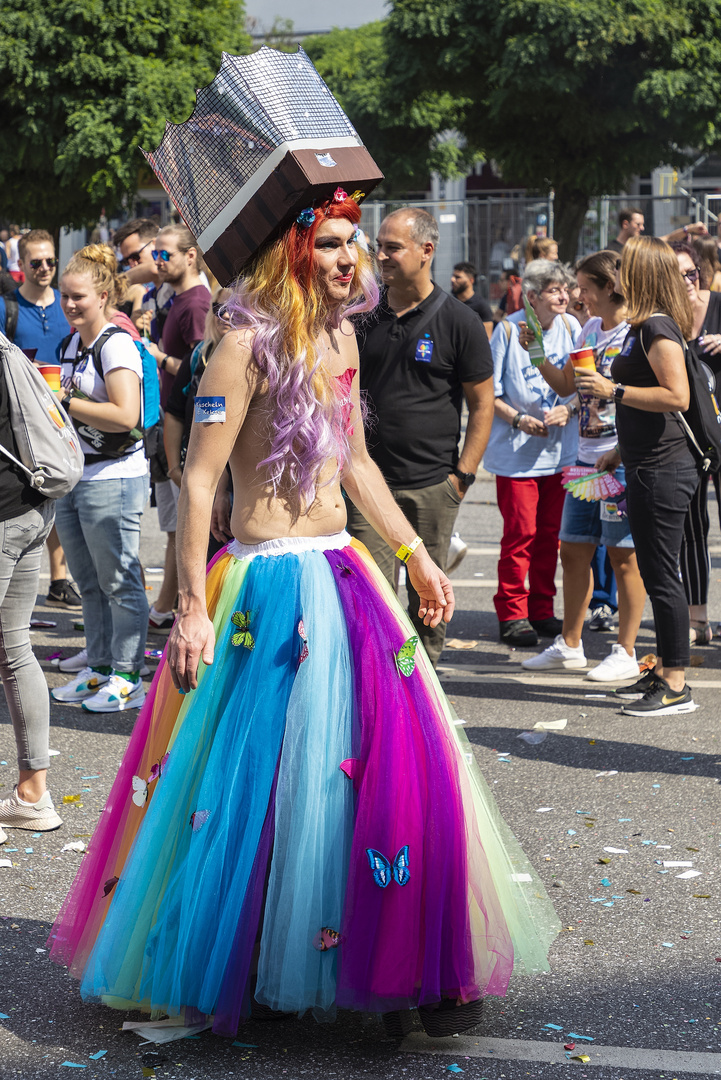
[4, 295, 18, 343]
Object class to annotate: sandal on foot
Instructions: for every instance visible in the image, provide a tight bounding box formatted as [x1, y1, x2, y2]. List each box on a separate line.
[418, 997, 483, 1037]
[690, 621, 713, 645]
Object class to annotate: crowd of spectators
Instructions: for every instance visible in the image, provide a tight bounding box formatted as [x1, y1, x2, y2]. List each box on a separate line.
[0, 204, 719, 837]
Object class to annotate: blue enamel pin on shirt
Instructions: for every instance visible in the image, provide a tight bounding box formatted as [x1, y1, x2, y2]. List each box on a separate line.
[415, 335, 434, 362]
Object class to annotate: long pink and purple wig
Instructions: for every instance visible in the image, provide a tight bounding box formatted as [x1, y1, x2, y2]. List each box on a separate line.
[226, 197, 379, 515]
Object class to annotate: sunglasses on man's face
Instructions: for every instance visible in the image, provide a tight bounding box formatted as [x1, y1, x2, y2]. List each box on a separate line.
[152, 249, 173, 263]
[120, 237, 155, 270]
[29, 257, 58, 270]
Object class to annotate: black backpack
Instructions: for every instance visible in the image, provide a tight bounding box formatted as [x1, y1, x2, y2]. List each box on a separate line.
[680, 345, 721, 473]
[641, 315, 721, 473]
[3, 294, 18, 342]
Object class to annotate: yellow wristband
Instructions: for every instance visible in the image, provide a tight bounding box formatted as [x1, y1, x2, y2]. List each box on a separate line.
[396, 535, 423, 564]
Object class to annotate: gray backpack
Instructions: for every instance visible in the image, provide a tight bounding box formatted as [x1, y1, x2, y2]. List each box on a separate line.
[0, 332, 84, 497]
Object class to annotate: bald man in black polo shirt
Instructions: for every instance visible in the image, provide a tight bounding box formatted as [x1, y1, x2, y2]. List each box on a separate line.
[348, 208, 494, 666]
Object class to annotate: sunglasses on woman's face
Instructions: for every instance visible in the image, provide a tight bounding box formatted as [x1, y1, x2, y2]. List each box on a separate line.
[29, 257, 58, 270]
[151, 249, 172, 263]
[681, 267, 700, 283]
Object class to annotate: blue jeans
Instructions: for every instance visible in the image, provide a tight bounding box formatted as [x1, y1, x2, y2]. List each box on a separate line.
[55, 476, 149, 671]
[558, 463, 633, 548]
[0, 502, 55, 770]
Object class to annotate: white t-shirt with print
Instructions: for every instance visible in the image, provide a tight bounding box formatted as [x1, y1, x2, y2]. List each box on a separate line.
[61, 325, 148, 482]
[576, 316, 630, 464]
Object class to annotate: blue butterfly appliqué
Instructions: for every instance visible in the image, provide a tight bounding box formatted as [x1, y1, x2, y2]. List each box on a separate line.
[366, 845, 410, 888]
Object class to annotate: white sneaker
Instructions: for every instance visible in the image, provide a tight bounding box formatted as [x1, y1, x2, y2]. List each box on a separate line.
[82, 673, 146, 713]
[57, 649, 150, 678]
[51, 667, 110, 703]
[0, 788, 62, 831]
[587, 644, 640, 682]
[0, 826, 6, 844]
[446, 533, 468, 574]
[58, 648, 88, 673]
[521, 634, 587, 670]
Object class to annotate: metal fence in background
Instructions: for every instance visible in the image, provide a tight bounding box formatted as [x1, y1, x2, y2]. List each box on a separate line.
[60, 188, 712, 298]
[361, 191, 704, 301]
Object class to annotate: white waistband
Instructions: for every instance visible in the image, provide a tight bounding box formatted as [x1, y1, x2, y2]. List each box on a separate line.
[227, 530, 351, 561]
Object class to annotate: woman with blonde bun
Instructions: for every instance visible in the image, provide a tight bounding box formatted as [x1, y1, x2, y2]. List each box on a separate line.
[79, 244, 144, 339]
[50, 245, 149, 714]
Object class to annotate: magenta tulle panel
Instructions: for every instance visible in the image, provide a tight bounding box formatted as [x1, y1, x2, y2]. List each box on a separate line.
[48, 659, 170, 971]
[326, 548, 513, 1011]
[48, 545, 230, 974]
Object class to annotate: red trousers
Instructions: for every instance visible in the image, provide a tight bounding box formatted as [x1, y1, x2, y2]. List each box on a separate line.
[494, 473, 566, 622]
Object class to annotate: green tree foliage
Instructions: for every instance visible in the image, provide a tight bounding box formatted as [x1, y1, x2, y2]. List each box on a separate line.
[304, 22, 472, 195]
[386, 0, 721, 257]
[0, 0, 250, 231]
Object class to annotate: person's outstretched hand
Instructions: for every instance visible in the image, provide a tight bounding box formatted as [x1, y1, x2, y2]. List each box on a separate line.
[407, 550, 455, 627]
[167, 610, 216, 693]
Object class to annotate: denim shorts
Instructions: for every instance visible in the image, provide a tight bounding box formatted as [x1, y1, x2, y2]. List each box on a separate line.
[558, 462, 634, 548]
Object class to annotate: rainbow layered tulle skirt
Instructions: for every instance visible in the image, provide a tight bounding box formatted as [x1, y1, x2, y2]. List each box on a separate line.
[49, 532, 559, 1034]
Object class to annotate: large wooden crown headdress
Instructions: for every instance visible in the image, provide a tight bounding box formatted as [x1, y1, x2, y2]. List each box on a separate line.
[143, 46, 383, 284]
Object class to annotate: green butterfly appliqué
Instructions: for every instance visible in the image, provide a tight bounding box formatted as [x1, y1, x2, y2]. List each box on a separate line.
[394, 635, 418, 677]
[231, 610, 255, 650]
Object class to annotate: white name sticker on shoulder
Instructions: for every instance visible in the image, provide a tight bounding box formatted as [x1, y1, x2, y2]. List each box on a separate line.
[194, 396, 226, 423]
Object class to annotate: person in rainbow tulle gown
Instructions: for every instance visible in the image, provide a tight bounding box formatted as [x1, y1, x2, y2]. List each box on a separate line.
[49, 190, 559, 1040]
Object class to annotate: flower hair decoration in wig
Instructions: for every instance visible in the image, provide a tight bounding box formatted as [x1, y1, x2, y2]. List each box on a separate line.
[225, 193, 379, 517]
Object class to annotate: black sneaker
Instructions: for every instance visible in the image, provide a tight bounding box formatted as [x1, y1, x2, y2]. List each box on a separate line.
[613, 669, 659, 700]
[621, 677, 697, 716]
[530, 616, 563, 638]
[46, 579, 82, 609]
[589, 604, 615, 632]
[499, 619, 538, 647]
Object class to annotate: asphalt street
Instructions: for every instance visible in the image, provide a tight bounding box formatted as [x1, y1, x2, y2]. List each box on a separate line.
[1, 474, 720, 1080]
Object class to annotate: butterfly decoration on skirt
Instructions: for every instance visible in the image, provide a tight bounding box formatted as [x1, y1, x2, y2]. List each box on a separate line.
[190, 809, 211, 832]
[335, 561, 355, 577]
[394, 635, 419, 677]
[366, 844, 410, 888]
[312, 926, 342, 951]
[298, 619, 309, 666]
[231, 609, 255, 650]
[148, 752, 169, 784]
[103, 875, 119, 897]
[131, 752, 170, 807]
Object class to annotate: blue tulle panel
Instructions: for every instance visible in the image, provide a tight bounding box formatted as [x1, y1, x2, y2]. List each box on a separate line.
[255, 553, 354, 1018]
[80, 554, 301, 1016]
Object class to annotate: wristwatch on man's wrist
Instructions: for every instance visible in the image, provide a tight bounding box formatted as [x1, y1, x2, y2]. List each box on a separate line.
[452, 467, 476, 488]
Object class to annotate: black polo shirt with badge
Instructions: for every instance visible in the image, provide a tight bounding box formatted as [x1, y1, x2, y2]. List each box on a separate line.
[357, 284, 493, 489]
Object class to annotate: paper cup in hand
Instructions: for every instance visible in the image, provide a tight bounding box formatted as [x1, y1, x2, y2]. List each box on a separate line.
[37, 364, 62, 392]
[571, 348, 595, 373]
